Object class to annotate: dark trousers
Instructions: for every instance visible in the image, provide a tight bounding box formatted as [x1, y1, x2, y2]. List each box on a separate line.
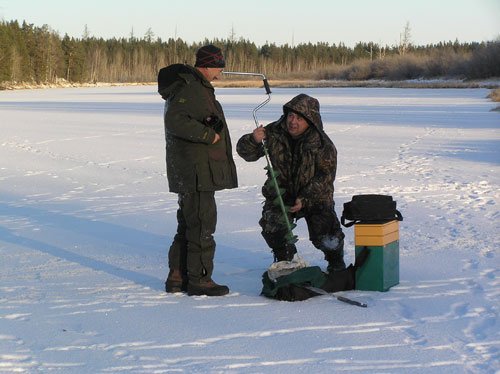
[168, 191, 217, 282]
[259, 202, 344, 253]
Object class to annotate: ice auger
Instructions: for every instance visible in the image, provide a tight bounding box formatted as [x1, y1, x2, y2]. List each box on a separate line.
[222, 72, 298, 244]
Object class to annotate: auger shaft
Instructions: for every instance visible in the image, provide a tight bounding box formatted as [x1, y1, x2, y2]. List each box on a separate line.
[222, 71, 297, 244]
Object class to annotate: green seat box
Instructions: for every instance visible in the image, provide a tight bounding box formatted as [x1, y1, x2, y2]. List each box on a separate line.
[355, 241, 399, 292]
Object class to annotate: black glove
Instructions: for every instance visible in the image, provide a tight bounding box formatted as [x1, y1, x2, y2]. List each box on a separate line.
[204, 115, 224, 133]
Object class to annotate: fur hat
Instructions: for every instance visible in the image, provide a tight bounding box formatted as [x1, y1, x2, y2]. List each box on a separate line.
[195, 45, 225, 68]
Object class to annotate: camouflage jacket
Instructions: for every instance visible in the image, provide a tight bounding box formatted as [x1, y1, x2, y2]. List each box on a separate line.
[237, 94, 337, 211]
[158, 64, 237, 193]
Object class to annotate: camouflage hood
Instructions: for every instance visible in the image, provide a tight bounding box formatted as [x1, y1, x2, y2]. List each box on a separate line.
[282, 93, 324, 132]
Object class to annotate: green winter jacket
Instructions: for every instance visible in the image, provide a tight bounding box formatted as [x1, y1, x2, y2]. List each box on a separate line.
[158, 64, 237, 193]
[236, 94, 337, 211]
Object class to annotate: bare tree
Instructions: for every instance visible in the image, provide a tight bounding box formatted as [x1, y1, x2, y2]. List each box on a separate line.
[145, 28, 154, 43]
[82, 24, 90, 40]
[228, 25, 236, 43]
[398, 21, 412, 55]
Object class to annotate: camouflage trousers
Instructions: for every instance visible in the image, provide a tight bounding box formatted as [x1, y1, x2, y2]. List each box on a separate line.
[168, 191, 217, 282]
[259, 201, 345, 255]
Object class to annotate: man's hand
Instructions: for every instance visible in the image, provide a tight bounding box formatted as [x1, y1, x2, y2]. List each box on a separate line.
[204, 116, 224, 133]
[289, 198, 303, 213]
[252, 126, 266, 143]
[212, 133, 221, 144]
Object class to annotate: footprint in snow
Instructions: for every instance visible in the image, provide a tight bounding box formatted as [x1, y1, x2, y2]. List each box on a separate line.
[450, 302, 469, 318]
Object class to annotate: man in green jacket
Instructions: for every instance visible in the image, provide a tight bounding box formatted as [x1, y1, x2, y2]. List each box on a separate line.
[158, 45, 237, 296]
[237, 94, 345, 273]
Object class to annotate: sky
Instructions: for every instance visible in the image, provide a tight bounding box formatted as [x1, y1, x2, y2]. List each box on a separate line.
[0, 0, 499, 47]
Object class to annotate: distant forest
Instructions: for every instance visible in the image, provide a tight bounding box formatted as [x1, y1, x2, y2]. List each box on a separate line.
[1, 20, 499, 86]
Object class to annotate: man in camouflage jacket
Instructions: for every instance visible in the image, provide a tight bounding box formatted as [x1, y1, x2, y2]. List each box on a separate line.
[237, 94, 345, 272]
[158, 45, 237, 296]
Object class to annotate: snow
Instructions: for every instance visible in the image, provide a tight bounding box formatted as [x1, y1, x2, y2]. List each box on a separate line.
[0, 85, 499, 373]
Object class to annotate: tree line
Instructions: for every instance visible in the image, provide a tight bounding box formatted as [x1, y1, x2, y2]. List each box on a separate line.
[0, 20, 499, 86]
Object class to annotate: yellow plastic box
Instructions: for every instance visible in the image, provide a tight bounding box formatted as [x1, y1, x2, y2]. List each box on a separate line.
[354, 220, 399, 246]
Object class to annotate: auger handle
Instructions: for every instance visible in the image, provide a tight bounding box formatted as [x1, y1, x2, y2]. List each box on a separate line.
[222, 71, 271, 94]
[263, 79, 271, 95]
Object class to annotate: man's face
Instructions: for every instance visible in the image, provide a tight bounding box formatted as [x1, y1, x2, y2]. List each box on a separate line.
[200, 67, 224, 82]
[286, 111, 310, 138]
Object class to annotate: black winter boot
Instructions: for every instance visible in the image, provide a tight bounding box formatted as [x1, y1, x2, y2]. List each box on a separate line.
[272, 244, 297, 262]
[324, 250, 346, 273]
[187, 279, 229, 296]
[165, 269, 188, 293]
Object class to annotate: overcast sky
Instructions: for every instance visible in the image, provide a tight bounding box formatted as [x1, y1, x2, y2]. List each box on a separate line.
[0, 0, 499, 47]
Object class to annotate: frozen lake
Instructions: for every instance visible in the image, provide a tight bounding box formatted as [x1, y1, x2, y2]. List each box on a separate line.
[0, 86, 499, 373]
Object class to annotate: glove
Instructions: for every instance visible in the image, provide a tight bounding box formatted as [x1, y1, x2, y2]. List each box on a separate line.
[204, 115, 224, 133]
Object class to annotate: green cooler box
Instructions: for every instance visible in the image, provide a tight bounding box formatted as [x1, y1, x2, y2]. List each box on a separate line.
[354, 220, 399, 291]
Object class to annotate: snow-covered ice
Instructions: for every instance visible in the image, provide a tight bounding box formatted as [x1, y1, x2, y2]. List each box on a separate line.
[0, 85, 498, 373]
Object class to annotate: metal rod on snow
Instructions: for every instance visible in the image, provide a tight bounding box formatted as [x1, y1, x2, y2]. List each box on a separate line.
[222, 72, 297, 244]
[304, 286, 368, 308]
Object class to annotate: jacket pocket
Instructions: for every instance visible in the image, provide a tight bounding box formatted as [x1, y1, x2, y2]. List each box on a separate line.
[208, 147, 227, 161]
[209, 158, 230, 186]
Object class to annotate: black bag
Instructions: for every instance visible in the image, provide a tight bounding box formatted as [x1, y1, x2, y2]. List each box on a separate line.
[341, 194, 403, 227]
[321, 247, 369, 292]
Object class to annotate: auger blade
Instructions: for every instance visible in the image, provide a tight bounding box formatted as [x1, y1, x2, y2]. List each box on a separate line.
[264, 166, 280, 178]
[285, 233, 299, 244]
[278, 216, 297, 230]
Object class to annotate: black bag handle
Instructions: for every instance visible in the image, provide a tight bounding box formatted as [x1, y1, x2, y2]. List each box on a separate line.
[341, 215, 357, 228]
[395, 209, 403, 221]
[341, 210, 403, 228]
